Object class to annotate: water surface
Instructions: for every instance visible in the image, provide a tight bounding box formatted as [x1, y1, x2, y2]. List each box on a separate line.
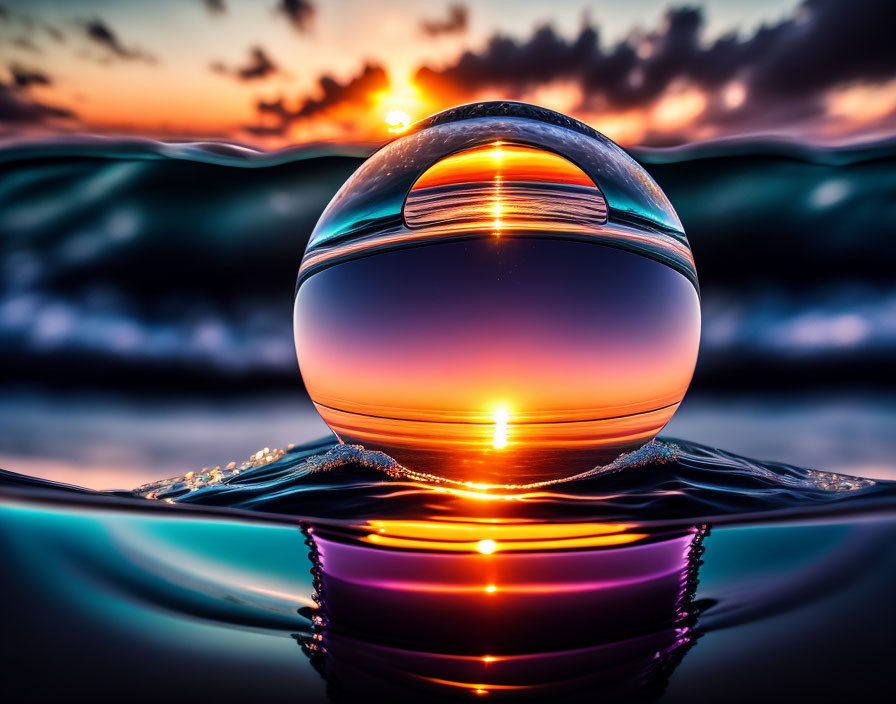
[2, 436, 895, 702]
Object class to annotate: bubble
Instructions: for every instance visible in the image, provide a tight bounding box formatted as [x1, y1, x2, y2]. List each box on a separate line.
[295, 102, 700, 484]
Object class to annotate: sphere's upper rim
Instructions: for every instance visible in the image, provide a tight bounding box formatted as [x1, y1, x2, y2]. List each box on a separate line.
[406, 101, 603, 142]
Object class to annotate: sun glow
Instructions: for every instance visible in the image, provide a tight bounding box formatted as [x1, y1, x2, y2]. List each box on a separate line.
[493, 175, 503, 233]
[374, 76, 424, 134]
[491, 143, 504, 233]
[477, 539, 498, 554]
[385, 109, 411, 132]
[492, 407, 509, 449]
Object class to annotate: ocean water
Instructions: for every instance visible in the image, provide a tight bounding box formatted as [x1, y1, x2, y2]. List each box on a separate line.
[2, 136, 896, 701]
[3, 434, 896, 702]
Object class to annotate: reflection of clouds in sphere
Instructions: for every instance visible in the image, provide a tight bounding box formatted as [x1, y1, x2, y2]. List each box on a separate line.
[294, 102, 700, 484]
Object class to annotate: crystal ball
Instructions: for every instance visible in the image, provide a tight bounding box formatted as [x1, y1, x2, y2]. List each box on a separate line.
[294, 102, 700, 484]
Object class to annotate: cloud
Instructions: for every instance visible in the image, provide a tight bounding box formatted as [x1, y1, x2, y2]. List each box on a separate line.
[256, 96, 292, 121]
[211, 46, 278, 81]
[246, 62, 388, 135]
[421, 4, 469, 37]
[414, 0, 896, 139]
[8, 63, 51, 88]
[275, 0, 314, 33]
[82, 18, 156, 63]
[204, 0, 227, 15]
[0, 81, 75, 124]
[294, 63, 388, 119]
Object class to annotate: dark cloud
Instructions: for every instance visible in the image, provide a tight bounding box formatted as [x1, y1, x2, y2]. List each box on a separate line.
[415, 0, 896, 132]
[9, 63, 51, 88]
[295, 64, 387, 119]
[82, 18, 156, 63]
[0, 81, 74, 124]
[747, 0, 896, 98]
[256, 96, 293, 122]
[204, 0, 227, 15]
[275, 0, 314, 33]
[416, 24, 599, 100]
[246, 62, 388, 135]
[211, 46, 278, 81]
[0, 5, 8, 21]
[421, 4, 469, 37]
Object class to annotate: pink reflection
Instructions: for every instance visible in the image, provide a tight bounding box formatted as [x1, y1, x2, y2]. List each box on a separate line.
[301, 521, 707, 700]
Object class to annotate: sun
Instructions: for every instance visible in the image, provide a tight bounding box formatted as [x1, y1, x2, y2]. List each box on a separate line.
[492, 406, 509, 449]
[385, 109, 411, 133]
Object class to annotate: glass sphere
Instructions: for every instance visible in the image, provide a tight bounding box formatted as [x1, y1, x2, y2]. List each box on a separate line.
[294, 102, 700, 484]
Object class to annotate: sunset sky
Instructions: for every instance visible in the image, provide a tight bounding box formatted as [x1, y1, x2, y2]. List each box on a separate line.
[1, 0, 895, 147]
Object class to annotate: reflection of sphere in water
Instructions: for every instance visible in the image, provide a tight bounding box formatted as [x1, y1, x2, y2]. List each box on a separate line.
[294, 102, 700, 484]
[301, 521, 706, 700]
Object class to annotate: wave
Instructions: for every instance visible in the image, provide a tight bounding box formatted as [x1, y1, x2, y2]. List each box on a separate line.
[122, 437, 891, 527]
[1, 433, 890, 529]
[4, 132, 896, 168]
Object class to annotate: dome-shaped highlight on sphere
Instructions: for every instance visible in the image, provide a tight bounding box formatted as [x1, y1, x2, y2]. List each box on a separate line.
[295, 101, 701, 484]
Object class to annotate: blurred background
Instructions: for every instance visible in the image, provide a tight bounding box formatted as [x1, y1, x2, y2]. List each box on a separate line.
[1, 0, 895, 488]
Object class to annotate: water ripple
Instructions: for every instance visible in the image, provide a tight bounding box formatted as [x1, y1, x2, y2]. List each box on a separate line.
[133, 438, 888, 527]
